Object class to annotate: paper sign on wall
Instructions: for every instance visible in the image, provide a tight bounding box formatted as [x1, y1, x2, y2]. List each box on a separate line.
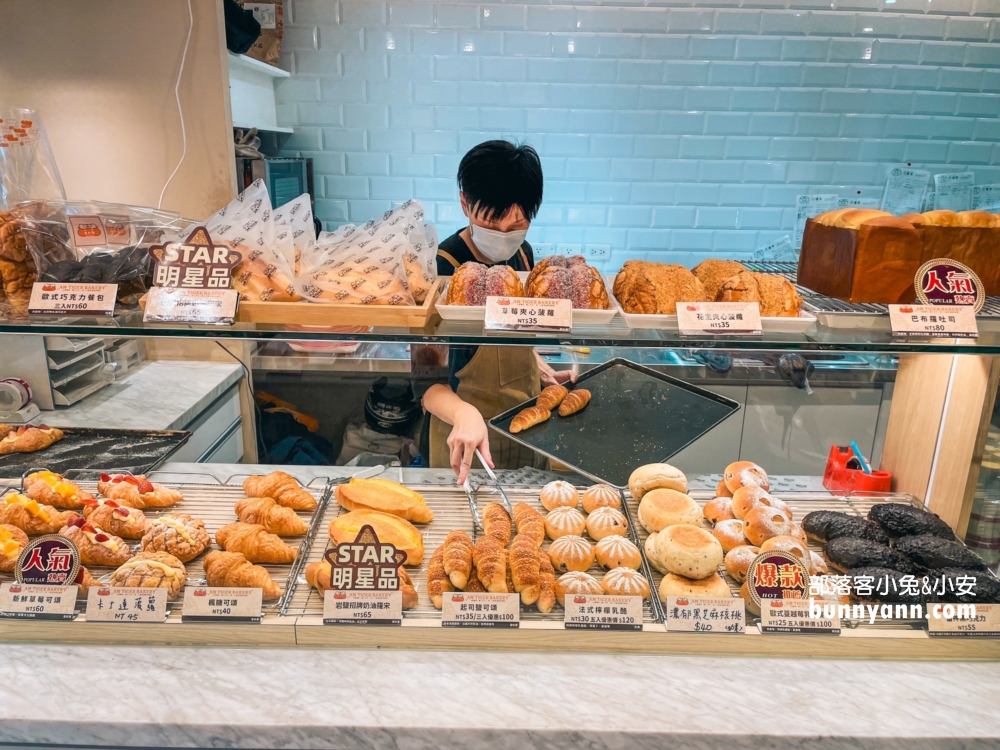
[881, 168, 930, 215]
[933, 173, 974, 212]
[795, 195, 838, 247]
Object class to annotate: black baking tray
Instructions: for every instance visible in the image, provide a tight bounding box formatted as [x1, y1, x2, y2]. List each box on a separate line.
[489, 358, 740, 488]
[0, 428, 191, 478]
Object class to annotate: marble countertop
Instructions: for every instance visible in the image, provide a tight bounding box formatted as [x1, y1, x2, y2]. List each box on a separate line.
[1, 644, 998, 749]
[46, 360, 243, 431]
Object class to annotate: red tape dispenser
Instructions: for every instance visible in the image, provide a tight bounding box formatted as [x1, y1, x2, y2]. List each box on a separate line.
[823, 445, 892, 493]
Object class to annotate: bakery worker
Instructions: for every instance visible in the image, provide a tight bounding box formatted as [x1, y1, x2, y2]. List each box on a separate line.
[418, 140, 575, 483]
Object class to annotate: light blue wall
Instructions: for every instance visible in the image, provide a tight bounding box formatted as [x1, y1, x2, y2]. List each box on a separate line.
[276, 0, 1000, 269]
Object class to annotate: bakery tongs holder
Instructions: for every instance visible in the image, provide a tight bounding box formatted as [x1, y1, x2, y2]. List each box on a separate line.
[463, 448, 514, 530]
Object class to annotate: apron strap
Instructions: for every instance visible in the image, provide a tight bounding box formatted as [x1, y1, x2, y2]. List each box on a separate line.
[438, 249, 461, 269]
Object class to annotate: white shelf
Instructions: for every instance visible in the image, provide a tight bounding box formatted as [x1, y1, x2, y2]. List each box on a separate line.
[227, 52, 290, 78]
[227, 53, 293, 134]
[232, 121, 293, 134]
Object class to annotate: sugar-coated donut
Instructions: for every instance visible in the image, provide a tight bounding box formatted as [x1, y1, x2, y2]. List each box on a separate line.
[655, 524, 724, 580]
[731, 486, 790, 520]
[742, 505, 793, 546]
[547, 535, 594, 573]
[724, 545, 760, 583]
[723, 461, 770, 494]
[586, 506, 628, 540]
[581, 484, 621, 513]
[712, 519, 748, 553]
[704, 497, 736, 524]
[760, 534, 809, 565]
[544, 506, 587, 540]
[555, 571, 602, 606]
[601, 567, 650, 599]
[540, 480, 579, 511]
[637, 488, 703, 533]
[659, 572, 732, 602]
[595, 536, 641, 570]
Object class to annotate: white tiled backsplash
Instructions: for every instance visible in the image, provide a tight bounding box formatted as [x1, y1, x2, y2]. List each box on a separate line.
[275, 0, 1000, 265]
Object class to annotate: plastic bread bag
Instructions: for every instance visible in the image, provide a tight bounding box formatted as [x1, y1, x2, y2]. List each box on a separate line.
[296, 200, 437, 305]
[0, 107, 66, 211]
[199, 179, 301, 302]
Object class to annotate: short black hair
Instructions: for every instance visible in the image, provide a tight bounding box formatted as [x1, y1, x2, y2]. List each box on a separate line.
[457, 140, 543, 223]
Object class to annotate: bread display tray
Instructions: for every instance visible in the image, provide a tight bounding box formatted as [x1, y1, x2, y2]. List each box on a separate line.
[139, 277, 443, 328]
[435, 273, 620, 325]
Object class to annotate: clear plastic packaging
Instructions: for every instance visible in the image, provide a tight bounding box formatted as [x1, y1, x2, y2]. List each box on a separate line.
[0, 107, 65, 210]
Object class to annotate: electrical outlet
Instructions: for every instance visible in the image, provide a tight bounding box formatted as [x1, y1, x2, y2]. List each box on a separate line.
[556, 243, 582, 257]
[585, 244, 611, 260]
[533, 242, 554, 258]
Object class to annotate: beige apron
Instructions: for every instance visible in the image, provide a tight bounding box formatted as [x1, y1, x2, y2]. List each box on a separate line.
[429, 345, 545, 471]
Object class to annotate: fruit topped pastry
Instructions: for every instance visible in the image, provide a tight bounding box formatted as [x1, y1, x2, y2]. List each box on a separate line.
[81, 498, 148, 540]
[0, 524, 28, 573]
[0, 424, 64, 455]
[0, 492, 75, 535]
[24, 470, 94, 510]
[98, 474, 183, 509]
[59, 516, 134, 567]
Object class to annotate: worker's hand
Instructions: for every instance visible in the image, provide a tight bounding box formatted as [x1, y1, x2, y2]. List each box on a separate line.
[448, 402, 493, 485]
[537, 356, 577, 388]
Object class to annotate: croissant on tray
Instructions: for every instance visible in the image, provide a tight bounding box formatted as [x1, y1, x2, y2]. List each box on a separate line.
[215, 522, 298, 564]
[242, 472, 317, 511]
[23, 471, 93, 510]
[82, 498, 148, 540]
[510, 406, 550, 433]
[558, 389, 591, 417]
[204, 550, 282, 600]
[427, 545, 452, 609]
[536, 385, 568, 411]
[60, 517, 134, 567]
[235, 497, 309, 536]
[443, 530, 475, 589]
[512, 503, 545, 546]
[474, 535, 508, 593]
[0, 493, 75, 535]
[108, 551, 187, 598]
[98, 474, 183, 509]
[509, 533, 542, 605]
[0, 425, 64, 455]
[481, 502, 512, 545]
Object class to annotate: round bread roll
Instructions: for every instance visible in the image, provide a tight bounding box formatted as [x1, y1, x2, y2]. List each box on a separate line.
[731, 486, 790, 521]
[586, 506, 628, 540]
[581, 484, 621, 513]
[601, 567, 650, 599]
[658, 572, 732, 602]
[544, 506, 586, 540]
[704, 497, 736, 524]
[644, 531, 669, 574]
[712, 519, 748, 553]
[555, 571, 602, 607]
[595, 536, 641, 570]
[540, 480, 579, 511]
[637, 488, 703, 533]
[628, 463, 687, 501]
[739, 580, 761, 616]
[760, 534, 809, 565]
[716, 479, 733, 498]
[547, 535, 594, 574]
[787, 522, 807, 546]
[724, 545, 760, 583]
[809, 550, 829, 576]
[742, 505, 793, 546]
[655, 525, 724, 580]
[722, 461, 770, 494]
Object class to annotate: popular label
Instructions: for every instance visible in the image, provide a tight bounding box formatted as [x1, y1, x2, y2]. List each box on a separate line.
[143, 286, 239, 325]
[665, 596, 745, 633]
[85, 587, 168, 623]
[0, 583, 78, 620]
[928, 603, 1000, 637]
[148, 226, 242, 289]
[914, 259, 985, 313]
[28, 282, 118, 316]
[323, 524, 408, 593]
[677, 301, 763, 335]
[745, 549, 812, 626]
[441, 592, 520, 628]
[181, 587, 263, 623]
[484, 296, 573, 333]
[888, 304, 978, 338]
[323, 590, 403, 626]
[564, 594, 641, 631]
[759, 599, 841, 635]
[15, 535, 80, 586]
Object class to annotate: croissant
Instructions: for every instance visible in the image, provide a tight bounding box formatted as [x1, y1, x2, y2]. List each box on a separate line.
[0, 524, 28, 573]
[558, 389, 591, 417]
[0, 493, 74, 535]
[335, 478, 434, 523]
[215, 522, 297, 564]
[235, 497, 309, 536]
[474, 535, 508, 593]
[512, 503, 545, 546]
[427, 545, 452, 609]
[74, 565, 100, 597]
[24, 471, 93, 509]
[510, 406, 550, 433]
[108, 551, 186, 598]
[304, 558, 417, 610]
[140, 514, 211, 562]
[443, 530, 474, 589]
[82, 499, 148, 539]
[60, 520, 134, 567]
[98, 474, 183, 509]
[0, 425, 63, 455]
[509, 533, 542, 605]
[536, 384, 568, 411]
[242, 472, 317, 511]
[205, 550, 281, 600]
[537, 550, 556, 613]
[481, 502, 511, 545]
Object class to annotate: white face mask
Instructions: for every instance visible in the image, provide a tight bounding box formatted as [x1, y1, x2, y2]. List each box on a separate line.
[470, 223, 527, 263]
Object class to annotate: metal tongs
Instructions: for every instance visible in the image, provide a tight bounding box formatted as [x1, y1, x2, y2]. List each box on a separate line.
[463, 448, 513, 529]
[331, 464, 386, 487]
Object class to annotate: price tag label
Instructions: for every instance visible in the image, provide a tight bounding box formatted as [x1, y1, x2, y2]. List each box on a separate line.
[484, 296, 572, 333]
[889, 304, 978, 338]
[677, 302, 762, 336]
[85, 587, 168, 623]
[928, 603, 1000, 637]
[29, 283, 117, 316]
[323, 590, 402, 626]
[758, 599, 841, 635]
[665, 596, 745, 633]
[181, 587, 263, 623]
[564, 594, 642, 631]
[0, 583, 78, 620]
[441, 592, 520, 628]
[143, 287, 239, 325]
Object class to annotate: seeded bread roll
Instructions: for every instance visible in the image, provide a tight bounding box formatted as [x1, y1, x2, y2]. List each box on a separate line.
[655, 525, 724, 580]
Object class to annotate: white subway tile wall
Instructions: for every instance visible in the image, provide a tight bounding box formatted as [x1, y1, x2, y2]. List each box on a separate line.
[276, 0, 1000, 264]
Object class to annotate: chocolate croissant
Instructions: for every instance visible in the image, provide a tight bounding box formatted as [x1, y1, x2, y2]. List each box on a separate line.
[510, 406, 551, 433]
[558, 389, 591, 417]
